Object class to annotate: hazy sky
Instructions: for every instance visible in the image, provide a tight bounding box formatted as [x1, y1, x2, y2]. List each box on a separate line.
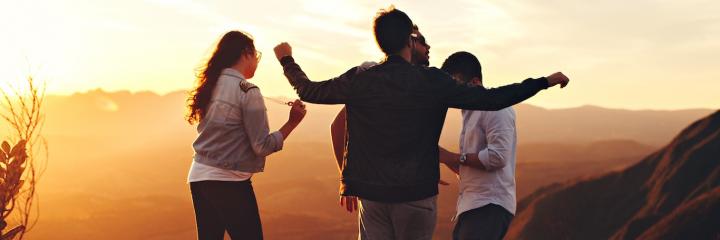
[1, 0, 718, 109]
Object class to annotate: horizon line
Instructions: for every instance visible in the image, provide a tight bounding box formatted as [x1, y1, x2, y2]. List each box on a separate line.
[45, 87, 718, 112]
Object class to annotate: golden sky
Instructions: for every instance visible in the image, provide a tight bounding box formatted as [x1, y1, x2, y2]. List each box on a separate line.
[1, 0, 718, 110]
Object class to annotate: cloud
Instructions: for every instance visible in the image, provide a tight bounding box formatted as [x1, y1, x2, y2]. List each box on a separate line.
[301, 0, 375, 22]
[290, 15, 366, 39]
[145, 0, 264, 36]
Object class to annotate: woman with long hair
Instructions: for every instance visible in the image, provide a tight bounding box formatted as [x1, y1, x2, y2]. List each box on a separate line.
[186, 30, 306, 240]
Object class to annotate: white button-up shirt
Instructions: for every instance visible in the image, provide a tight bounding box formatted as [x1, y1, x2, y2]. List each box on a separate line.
[456, 107, 517, 218]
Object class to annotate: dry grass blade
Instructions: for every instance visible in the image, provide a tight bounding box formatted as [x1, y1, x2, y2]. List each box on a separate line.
[0, 226, 24, 240]
[0, 143, 8, 156]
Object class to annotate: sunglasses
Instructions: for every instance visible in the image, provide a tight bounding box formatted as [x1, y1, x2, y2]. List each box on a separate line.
[410, 33, 428, 47]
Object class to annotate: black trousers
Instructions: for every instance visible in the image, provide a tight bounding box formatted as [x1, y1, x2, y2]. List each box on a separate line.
[190, 180, 263, 240]
[453, 204, 513, 240]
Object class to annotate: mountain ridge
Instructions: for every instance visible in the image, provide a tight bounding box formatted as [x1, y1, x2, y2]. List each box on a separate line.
[507, 110, 720, 240]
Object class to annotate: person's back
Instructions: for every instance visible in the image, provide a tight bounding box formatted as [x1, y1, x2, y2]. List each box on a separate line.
[342, 56, 454, 201]
[457, 107, 517, 214]
[193, 69, 271, 171]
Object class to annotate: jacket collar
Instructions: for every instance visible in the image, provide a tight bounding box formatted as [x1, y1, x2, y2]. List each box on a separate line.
[221, 68, 246, 80]
[385, 55, 411, 65]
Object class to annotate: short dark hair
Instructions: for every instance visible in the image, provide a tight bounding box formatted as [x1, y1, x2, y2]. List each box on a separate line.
[441, 51, 482, 83]
[373, 6, 414, 55]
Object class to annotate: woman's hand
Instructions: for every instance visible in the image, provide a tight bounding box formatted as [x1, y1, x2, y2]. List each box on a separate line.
[288, 99, 306, 125]
[279, 99, 306, 139]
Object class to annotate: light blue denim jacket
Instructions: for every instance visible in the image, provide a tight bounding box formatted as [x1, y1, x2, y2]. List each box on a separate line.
[192, 68, 284, 172]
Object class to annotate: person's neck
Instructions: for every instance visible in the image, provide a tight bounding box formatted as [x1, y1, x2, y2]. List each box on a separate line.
[388, 48, 412, 63]
[231, 64, 248, 78]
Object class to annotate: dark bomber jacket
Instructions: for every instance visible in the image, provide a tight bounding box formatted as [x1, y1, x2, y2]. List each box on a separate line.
[281, 55, 549, 202]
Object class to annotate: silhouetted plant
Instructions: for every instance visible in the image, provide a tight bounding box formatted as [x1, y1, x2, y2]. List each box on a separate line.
[0, 76, 46, 240]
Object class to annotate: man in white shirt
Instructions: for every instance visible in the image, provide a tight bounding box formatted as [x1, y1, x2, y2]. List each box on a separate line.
[439, 51, 517, 240]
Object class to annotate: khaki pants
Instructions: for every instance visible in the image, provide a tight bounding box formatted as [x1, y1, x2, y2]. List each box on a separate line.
[358, 196, 437, 240]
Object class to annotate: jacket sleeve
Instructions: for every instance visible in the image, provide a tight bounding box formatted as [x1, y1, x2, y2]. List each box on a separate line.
[431, 68, 550, 111]
[280, 56, 357, 104]
[242, 88, 284, 157]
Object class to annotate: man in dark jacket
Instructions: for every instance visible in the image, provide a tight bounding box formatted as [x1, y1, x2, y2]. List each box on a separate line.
[274, 7, 569, 240]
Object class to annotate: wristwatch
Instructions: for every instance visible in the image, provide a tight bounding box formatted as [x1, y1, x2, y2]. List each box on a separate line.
[459, 153, 468, 165]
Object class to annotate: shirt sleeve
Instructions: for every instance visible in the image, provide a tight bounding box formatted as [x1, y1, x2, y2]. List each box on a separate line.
[431, 68, 549, 111]
[476, 110, 515, 171]
[280, 56, 357, 104]
[242, 88, 284, 157]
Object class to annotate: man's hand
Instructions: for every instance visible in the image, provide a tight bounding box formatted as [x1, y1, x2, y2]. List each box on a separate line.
[439, 146, 460, 175]
[339, 195, 358, 213]
[437, 148, 454, 184]
[546, 72, 570, 88]
[439, 146, 458, 164]
[274, 42, 293, 61]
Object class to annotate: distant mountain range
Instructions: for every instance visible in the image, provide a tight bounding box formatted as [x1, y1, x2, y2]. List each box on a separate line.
[507, 110, 720, 240]
[42, 89, 713, 146]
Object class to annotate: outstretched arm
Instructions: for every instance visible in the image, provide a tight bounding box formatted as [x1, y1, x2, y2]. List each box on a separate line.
[437, 70, 569, 111]
[275, 43, 356, 104]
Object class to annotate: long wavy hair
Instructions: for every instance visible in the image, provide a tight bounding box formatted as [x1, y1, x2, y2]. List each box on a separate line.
[186, 31, 255, 124]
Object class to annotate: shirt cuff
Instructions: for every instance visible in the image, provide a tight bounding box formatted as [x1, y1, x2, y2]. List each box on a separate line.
[477, 149, 491, 170]
[271, 131, 285, 151]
